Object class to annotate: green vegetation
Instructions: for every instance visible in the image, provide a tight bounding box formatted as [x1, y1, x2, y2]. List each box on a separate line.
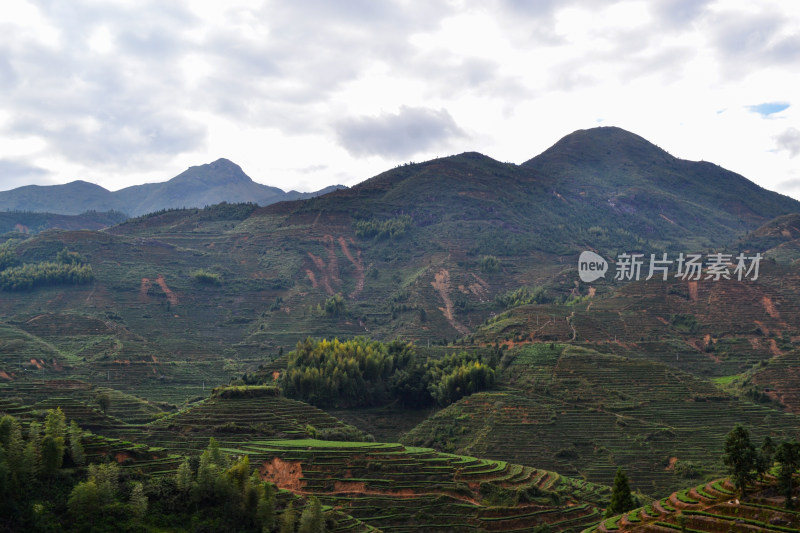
[496, 285, 551, 309]
[281, 337, 495, 408]
[354, 214, 413, 240]
[722, 424, 759, 497]
[775, 440, 800, 508]
[0, 260, 93, 291]
[0, 245, 93, 291]
[0, 411, 333, 532]
[605, 468, 637, 517]
[191, 268, 222, 285]
[479, 255, 500, 273]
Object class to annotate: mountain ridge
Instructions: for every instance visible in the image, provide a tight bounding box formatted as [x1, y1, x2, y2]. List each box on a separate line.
[0, 157, 345, 217]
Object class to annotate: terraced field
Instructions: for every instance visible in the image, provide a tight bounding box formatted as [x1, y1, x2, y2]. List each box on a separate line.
[589, 476, 800, 533]
[402, 345, 800, 496]
[102, 386, 369, 454]
[228, 439, 611, 532]
[472, 261, 800, 381]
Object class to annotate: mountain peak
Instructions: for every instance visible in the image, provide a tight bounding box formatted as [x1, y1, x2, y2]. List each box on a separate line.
[522, 126, 669, 168]
[176, 158, 253, 186]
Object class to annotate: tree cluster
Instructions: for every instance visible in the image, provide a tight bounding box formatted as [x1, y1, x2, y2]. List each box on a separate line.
[0, 246, 93, 291]
[355, 215, 413, 240]
[1, 411, 328, 532]
[281, 337, 496, 409]
[0, 409, 86, 530]
[723, 424, 800, 507]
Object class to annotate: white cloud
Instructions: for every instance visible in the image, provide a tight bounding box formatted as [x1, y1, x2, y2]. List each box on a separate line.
[336, 106, 466, 158]
[0, 0, 797, 199]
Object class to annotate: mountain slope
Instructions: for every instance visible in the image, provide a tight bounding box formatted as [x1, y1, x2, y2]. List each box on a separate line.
[0, 180, 123, 213]
[0, 158, 344, 217]
[521, 126, 800, 248]
[1, 127, 799, 393]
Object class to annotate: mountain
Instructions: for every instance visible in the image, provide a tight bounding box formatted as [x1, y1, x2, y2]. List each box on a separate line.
[0, 158, 345, 217]
[0, 210, 128, 235]
[521, 126, 800, 248]
[3, 126, 800, 501]
[0, 180, 120, 213]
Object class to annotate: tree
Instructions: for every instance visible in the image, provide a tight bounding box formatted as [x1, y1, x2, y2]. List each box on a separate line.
[129, 482, 148, 521]
[175, 458, 193, 493]
[41, 435, 65, 475]
[723, 424, 758, 498]
[324, 294, 346, 317]
[45, 407, 66, 439]
[298, 496, 325, 533]
[258, 482, 276, 531]
[88, 463, 120, 503]
[68, 480, 100, 526]
[0, 445, 10, 498]
[775, 440, 800, 509]
[605, 467, 636, 517]
[69, 420, 85, 466]
[95, 392, 111, 415]
[758, 436, 776, 480]
[280, 501, 299, 533]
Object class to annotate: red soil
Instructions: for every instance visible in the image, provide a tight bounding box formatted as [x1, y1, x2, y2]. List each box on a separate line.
[259, 457, 305, 492]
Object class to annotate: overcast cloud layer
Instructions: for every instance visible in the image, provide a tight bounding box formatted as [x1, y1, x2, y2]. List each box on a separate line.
[1, 0, 799, 198]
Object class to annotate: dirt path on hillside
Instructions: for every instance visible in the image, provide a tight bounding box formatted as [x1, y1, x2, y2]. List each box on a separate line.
[688, 281, 698, 301]
[155, 275, 178, 305]
[140, 276, 179, 305]
[140, 278, 151, 301]
[306, 269, 319, 289]
[431, 269, 470, 335]
[762, 296, 779, 318]
[338, 236, 365, 298]
[307, 252, 335, 295]
[323, 235, 340, 284]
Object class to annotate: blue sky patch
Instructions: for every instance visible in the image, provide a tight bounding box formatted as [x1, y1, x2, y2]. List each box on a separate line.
[747, 102, 790, 116]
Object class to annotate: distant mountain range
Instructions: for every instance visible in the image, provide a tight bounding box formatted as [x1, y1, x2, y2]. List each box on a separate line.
[0, 158, 345, 217]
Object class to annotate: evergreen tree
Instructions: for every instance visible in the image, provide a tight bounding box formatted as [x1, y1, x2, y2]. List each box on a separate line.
[69, 420, 85, 466]
[605, 467, 636, 517]
[176, 458, 193, 493]
[96, 392, 111, 415]
[0, 445, 10, 498]
[280, 501, 299, 533]
[44, 407, 67, 439]
[129, 482, 148, 521]
[41, 435, 65, 475]
[298, 496, 325, 533]
[0, 416, 24, 484]
[258, 482, 276, 531]
[757, 436, 776, 480]
[68, 480, 100, 527]
[723, 424, 758, 498]
[775, 440, 800, 509]
[88, 463, 120, 503]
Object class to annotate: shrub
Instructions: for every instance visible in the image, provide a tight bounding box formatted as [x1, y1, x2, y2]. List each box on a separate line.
[191, 269, 222, 285]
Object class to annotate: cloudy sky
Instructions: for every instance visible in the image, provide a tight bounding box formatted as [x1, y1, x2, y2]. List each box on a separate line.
[1, 0, 799, 199]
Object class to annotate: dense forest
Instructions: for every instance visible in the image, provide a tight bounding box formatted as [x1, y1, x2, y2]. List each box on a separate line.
[279, 338, 497, 408]
[0, 246, 93, 291]
[0, 411, 328, 532]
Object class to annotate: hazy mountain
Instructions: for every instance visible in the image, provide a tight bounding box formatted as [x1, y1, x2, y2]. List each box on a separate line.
[3, 126, 800, 505]
[0, 158, 345, 217]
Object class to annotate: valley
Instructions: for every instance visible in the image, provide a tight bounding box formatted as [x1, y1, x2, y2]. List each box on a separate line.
[2, 127, 800, 531]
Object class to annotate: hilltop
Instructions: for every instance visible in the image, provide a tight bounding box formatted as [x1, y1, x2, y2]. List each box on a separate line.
[2, 127, 800, 526]
[0, 158, 344, 217]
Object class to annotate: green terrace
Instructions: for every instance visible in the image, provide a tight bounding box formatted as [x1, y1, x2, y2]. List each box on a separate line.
[216, 438, 611, 533]
[589, 476, 800, 533]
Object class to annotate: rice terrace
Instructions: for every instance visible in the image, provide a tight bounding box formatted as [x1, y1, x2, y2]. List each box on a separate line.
[2, 125, 800, 529]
